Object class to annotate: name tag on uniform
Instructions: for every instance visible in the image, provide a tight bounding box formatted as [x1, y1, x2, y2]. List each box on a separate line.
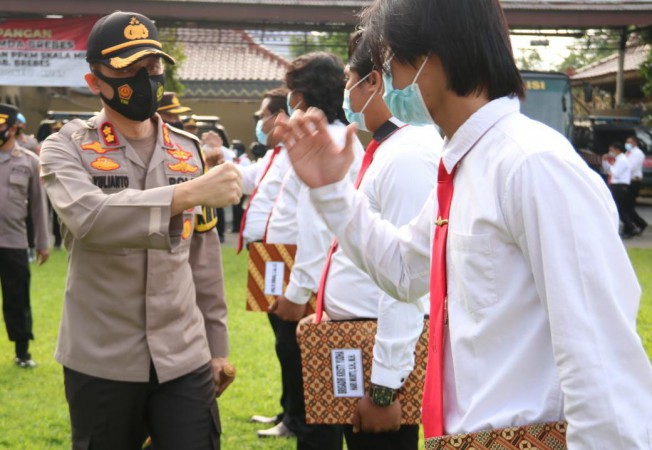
[331, 348, 364, 398]
[264, 261, 285, 296]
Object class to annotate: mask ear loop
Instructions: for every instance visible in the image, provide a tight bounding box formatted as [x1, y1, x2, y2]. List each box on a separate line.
[348, 72, 376, 114]
[412, 55, 429, 85]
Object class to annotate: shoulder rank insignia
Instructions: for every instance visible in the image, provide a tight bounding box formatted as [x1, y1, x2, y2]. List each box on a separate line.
[167, 146, 193, 161]
[162, 123, 174, 148]
[82, 141, 118, 155]
[100, 122, 121, 147]
[167, 161, 199, 174]
[90, 156, 121, 171]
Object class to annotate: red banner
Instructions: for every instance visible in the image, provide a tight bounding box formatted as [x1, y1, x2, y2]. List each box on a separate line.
[0, 17, 98, 87]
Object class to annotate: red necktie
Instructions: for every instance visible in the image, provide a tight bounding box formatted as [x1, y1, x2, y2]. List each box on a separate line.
[314, 138, 380, 323]
[236, 146, 281, 254]
[423, 159, 457, 438]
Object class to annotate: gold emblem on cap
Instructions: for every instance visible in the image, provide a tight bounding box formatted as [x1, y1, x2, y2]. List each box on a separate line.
[124, 17, 149, 41]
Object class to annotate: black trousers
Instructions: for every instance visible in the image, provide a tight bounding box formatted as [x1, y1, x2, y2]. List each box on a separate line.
[216, 208, 225, 241]
[231, 198, 244, 233]
[610, 184, 635, 234]
[64, 363, 220, 450]
[0, 248, 33, 347]
[267, 313, 343, 450]
[343, 424, 419, 450]
[629, 180, 648, 229]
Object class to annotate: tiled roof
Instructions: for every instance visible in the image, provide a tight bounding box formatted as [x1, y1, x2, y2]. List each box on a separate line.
[175, 28, 290, 82]
[572, 44, 650, 81]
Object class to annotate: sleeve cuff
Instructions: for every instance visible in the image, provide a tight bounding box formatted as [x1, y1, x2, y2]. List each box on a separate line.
[370, 362, 412, 389]
[284, 283, 313, 305]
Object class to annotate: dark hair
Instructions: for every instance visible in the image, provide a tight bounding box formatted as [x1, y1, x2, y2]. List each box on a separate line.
[610, 142, 625, 152]
[361, 0, 524, 100]
[348, 30, 375, 78]
[285, 52, 347, 124]
[213, 124, 230, 148]
[264, 87, 289, 116]
[627, 135, 639, 146]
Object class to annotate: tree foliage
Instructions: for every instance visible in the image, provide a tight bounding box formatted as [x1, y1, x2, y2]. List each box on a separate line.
[516, 49, 543, 71]
[289, 31, 350, 62]
[557, 29, 624, 73]
[159, 29, 187, 96]
[640, 28, 652, 98]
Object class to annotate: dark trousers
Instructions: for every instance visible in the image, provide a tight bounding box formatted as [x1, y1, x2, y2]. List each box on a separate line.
[231, 198, 245, 233]
[216, 208, 225, 241]
[64, 363, 220, 450]
[0, 248, 33, 352]
[629, 180, 648, 229]
[267, 313, 342, 450]
[343, 424, 419, 450]
[610, 184, 636, 234]
[50, 200, 62, 248]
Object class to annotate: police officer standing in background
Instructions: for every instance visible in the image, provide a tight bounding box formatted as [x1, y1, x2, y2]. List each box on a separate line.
[0, 103, 50, 368]
[39, 12, 241, 450]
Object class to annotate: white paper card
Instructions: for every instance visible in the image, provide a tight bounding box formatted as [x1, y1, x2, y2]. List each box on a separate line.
[264, 261, 285, 296]
[331, 348, 364, 398]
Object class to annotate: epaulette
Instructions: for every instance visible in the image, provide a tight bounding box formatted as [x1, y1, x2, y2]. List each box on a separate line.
[166, 124, 200, 144]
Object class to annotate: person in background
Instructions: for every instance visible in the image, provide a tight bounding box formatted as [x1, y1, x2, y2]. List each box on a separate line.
[0, 103, 49, 368]
[602, 141, 636, 238]
[625, 135, 648, 234]
[274, 31, 441, 450]
[157, 91, 191, 130]
[39, 12, 241, 450]
[277, 0, 652, 448]
[204, 87, 294, 436]
[230, 140, 250, 233]
[15, 113, 39, 153]
[250, 141, 268, 161]
[266, 51, 365, 448]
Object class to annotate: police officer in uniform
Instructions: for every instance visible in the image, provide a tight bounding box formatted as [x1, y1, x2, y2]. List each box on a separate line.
[157, 91, 191, 130]
[39, 11, 241, 450]
[0, 103, 49, 368]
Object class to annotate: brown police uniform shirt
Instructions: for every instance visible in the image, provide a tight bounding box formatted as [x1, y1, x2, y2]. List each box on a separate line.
[40, 110, 228, 383]
[0, 144, 49, 250]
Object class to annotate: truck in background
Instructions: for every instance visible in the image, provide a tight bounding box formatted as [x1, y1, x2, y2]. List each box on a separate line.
[519, 71, 652, 196]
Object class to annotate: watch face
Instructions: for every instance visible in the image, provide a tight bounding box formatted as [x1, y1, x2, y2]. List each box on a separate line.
[371, 385, 397, 407]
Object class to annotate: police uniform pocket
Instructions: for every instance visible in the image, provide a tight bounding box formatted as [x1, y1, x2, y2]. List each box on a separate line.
[9, 172, 29, 199]
[449, 232, 498, 315]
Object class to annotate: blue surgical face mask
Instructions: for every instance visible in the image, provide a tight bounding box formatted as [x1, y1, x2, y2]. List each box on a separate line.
[343, 72, 376, 132]
[383, 57, 434, 126]
[255, 119, 268, 145]
[625, 142, 633, 151]
[287, 92, 302, 116]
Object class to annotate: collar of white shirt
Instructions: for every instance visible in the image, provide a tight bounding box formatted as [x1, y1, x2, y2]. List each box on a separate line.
[441, 96, 520, 173]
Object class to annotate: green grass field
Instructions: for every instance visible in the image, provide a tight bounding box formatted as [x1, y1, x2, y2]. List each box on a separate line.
[0, 246, 650, 449]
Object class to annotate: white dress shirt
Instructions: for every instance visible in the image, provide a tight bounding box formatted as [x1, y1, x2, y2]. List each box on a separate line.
[628, 146, 645, 180]
[603, 152, 631, 185]
[237, 146, 291, 243]
[325, 120, 442, 388]
[266, 120, 363, 304]
[309, 97, 652, 449]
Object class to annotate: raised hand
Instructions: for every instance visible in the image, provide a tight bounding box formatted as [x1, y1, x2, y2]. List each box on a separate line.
[273, 107, 357, 188]
[171, 162, 242, 215]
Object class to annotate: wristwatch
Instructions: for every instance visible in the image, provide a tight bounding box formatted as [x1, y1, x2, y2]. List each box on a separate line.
[369, 384, 398, 407]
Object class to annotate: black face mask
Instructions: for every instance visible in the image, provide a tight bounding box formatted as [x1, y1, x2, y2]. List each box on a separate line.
[94, 67, 165, 122]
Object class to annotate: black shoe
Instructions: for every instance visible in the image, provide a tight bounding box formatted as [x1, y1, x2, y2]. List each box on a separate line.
[636, 223, 648, 235]
[621, 231, 636, 239]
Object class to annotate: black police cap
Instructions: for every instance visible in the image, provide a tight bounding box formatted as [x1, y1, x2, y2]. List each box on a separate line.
[86, 11, 175, 70]
[0, 103, 18, 127]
